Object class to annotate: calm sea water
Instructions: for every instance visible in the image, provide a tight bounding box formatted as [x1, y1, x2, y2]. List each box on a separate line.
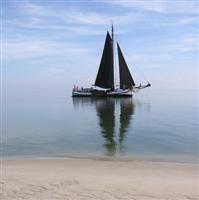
[3, 90, 198, 163]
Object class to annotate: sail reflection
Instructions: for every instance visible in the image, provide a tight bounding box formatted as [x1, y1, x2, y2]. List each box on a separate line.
[95, 99, 116, 155]
[119, 99, 134, 152]
[72, 98, 135, 156]
[95, 98, 135, 155]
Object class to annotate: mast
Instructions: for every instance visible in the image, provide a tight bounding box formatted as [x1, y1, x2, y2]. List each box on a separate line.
[111, 21, 114, 61]
[111, 21, 115, 90]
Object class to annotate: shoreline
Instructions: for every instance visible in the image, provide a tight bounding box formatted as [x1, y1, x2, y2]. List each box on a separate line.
[2, 153, 198, 164]
[1, 158, 198, 200]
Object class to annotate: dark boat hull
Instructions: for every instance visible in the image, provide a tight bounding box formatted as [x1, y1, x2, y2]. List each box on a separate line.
[72, 89, 132, 97]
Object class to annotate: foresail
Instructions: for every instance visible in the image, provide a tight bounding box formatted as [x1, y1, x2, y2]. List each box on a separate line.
[94, 32, 114, 89]
[117, 43, 135, 89]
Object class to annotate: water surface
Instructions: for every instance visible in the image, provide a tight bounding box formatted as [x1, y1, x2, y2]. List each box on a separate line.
[4, 90, 198, 163]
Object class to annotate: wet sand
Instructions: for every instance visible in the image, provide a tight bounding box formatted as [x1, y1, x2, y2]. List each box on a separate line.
[1, 158, 198, 200]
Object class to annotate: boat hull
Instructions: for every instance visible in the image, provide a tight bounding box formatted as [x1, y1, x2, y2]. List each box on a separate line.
[72, 89, 132, 97]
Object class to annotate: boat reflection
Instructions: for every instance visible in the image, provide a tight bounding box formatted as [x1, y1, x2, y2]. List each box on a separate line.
[95, 98, 135, 155]
[119, 98, 135, 153]
[73, 97, 135, 156]
[95, 99, 116, 155]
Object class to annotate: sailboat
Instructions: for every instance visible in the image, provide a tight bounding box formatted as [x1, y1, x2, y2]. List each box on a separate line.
[72, 24, 151, 97]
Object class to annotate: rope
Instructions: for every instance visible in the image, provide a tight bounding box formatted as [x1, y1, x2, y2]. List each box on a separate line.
[128, 57, 150, 84]
[114, 28, 150, 85]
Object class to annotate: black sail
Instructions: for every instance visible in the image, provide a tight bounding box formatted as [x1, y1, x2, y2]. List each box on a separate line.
[95, 32, 114, 89]
[117, 43, 135, 89]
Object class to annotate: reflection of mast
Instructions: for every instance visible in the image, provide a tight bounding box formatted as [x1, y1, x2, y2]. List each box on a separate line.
[119, 99, 134, 150]
[95, 99, 116, 155]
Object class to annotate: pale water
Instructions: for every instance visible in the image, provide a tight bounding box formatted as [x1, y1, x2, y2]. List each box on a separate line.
[3, 90, 198, 163]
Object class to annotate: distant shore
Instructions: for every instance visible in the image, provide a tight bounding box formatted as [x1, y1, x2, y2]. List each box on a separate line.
[1, 158, 198, 200]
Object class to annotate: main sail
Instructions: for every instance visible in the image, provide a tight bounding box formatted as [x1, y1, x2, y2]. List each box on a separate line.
[117, 43, 135, 89]
[94, 32, 114, 89]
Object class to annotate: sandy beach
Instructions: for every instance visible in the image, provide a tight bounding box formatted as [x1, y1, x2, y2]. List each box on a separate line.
[1, 158, 198, 200]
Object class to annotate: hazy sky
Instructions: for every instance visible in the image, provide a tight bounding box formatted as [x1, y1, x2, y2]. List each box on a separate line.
[2, 0, 198, 97]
